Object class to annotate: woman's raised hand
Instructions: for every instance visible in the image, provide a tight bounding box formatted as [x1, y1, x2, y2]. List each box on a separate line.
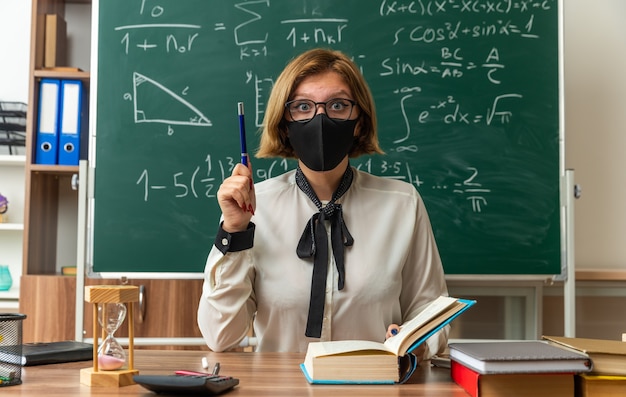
[216, 160, 255, 232]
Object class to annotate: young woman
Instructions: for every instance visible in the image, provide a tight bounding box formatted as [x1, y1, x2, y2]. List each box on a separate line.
[198, 48, 448, 359]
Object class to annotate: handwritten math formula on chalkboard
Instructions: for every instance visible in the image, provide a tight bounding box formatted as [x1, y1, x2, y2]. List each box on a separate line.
[92, 0, 561, 275]
[134, 155, 491, 213]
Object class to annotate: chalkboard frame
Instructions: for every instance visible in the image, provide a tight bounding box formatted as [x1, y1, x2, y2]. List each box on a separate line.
[86, 0, 565, 279]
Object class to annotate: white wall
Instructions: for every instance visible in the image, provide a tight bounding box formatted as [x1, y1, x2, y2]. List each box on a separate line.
[564, 0, 626, 270]
[0, 1, 31, 103]
[1, 1, 625, 272]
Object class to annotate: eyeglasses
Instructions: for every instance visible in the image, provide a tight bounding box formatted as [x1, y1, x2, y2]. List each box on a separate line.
[285, 98, 357, 122]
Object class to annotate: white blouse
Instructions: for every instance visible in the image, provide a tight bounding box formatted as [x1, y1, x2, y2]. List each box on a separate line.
[197, 168, 449, 356]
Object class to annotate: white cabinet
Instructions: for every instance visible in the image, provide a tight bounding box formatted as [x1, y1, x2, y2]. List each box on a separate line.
[0, 155, 25, 311]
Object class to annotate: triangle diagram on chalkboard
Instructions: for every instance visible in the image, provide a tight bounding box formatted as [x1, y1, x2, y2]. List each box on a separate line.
[133, 72, 212, 127]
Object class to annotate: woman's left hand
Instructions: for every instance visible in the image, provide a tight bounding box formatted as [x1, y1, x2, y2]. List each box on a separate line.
[386, 324, 400, 339]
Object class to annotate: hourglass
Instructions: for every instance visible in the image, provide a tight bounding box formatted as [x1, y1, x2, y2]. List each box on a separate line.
[97, 302, 126, 370]
[80, 285, 139, 387]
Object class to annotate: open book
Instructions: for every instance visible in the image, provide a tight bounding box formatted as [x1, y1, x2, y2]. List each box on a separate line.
[300, 296, 475, 384]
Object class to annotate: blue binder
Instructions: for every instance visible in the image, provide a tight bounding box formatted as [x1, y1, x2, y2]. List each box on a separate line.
[35, 79, 61, 164]
[58, 80, 85, 165]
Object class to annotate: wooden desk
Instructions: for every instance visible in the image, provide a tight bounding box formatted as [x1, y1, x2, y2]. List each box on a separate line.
[2, 350, 468, 396]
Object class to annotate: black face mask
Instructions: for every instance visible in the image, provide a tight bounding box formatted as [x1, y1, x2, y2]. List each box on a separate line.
[287, 114, 357, 171]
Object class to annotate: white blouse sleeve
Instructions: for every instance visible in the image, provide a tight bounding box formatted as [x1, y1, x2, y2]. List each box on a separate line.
[400, 192, 449, 359]
[197, 246, 256, 352]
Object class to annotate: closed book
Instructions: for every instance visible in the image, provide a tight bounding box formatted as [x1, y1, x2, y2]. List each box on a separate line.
[300, 296, 475, 384]
[35, 79, 61, 164]
[449, 341, 593, 374]
[451, 359, 574, 397]
[34, 14, 46, 68]
[58, 80, 86, 165]
[44, 14, 67, 68]
[61, 266, 77, 276]
[0, 341, 92, 366]
[543, 335, 626, 376]
[575, 374, 626, 397]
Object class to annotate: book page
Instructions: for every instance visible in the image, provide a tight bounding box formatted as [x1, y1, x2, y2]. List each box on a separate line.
[307, 340, 393, 357]
[384, 296, 459, 355]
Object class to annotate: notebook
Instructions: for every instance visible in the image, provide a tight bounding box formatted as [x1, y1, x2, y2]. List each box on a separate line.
[0, 341, 93, 366]
[448, 341, 593, 374]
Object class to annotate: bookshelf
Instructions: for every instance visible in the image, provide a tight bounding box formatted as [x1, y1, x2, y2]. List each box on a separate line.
[19, 0, 86, 342]
[0, 155, 25, 312]
[20, 0, 205, 345]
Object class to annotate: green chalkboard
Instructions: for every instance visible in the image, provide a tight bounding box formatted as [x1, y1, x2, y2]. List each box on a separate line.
[90, 0, 561, 275]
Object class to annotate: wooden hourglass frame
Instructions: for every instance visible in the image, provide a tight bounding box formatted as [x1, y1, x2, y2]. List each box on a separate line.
[80, 285, 139, 387]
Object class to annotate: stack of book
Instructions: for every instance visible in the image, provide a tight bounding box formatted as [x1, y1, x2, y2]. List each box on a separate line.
[449, 340, 593, 397]
[543, 336, 626, 397]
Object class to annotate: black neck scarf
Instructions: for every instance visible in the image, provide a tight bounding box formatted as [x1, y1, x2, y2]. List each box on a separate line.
[295, 165, 354, 338]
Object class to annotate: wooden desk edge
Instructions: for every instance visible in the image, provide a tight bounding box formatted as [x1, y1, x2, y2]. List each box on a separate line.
[8, 351, 462, 396]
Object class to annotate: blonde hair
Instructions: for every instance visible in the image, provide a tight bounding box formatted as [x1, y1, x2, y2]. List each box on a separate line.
[256, 48, 383, 159]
